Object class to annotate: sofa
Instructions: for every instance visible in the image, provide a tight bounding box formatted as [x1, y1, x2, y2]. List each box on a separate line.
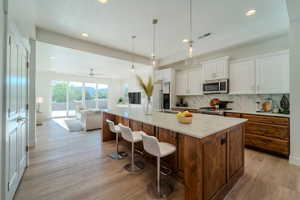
[75, 104, 102, 131]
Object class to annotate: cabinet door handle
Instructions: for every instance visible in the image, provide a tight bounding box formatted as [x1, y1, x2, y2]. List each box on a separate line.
[220, 138, 227, 145]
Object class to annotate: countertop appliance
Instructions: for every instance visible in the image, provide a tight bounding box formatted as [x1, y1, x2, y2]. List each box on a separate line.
[176, 97, 188, 107]
[198, 106, 232, 116]
[203, 79, 229, 94]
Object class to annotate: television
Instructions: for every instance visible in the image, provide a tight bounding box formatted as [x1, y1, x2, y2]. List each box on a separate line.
[128, 92, 141, 104]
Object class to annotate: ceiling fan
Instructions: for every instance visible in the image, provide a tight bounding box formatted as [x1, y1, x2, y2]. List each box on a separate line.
[71, 68, 110, 78]
[88, 68, 107, 77]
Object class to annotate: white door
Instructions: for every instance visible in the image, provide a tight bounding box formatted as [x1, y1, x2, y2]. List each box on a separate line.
[6, 34, 29, 200]
[17, 45, 28, 178]
[175, 70, 188, 95]
[188, 68, 203, 95]
[256, 51, 289, 94]
[230, 60, 256, 94]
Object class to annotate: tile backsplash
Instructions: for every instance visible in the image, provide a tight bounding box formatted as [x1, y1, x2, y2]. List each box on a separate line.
[176, 94, 289, 112]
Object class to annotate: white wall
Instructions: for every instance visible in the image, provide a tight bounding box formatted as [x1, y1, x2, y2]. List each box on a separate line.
[7, 0, 36, 39]
[36, 71, 124, 119]
[0, 0, 6, 198]
[286, 0, 300, 165]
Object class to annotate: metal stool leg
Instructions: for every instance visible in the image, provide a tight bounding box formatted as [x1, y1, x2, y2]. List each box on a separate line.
[108, 133, 127, 160]
[157, 157, 160, 194]
[124, 142, 144, 172]
[148, 156, 173, 198]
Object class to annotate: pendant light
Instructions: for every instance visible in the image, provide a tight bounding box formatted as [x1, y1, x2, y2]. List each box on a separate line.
[131, 35, 136, 72]
[187, 0, 193, 58]
[152, 19, 158, 67]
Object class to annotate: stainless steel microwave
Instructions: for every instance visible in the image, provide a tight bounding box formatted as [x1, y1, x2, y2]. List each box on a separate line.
[203, 79, 229, 94]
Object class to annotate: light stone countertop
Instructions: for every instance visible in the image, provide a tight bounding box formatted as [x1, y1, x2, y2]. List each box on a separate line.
[226, 110, 290, 118]
[172, 107, 290, 118]
[102, 107, 247, 139]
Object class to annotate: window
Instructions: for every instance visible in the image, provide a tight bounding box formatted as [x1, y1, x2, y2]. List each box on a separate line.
[50, 81, 109, 117]
[85, 83, 97, 109]
[51, 81, 68, 117]
[97, 84, 108, 109]
[68, 82, 83, 116]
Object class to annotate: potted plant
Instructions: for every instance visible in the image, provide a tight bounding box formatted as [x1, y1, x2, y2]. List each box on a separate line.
[136, 75, 154, 115]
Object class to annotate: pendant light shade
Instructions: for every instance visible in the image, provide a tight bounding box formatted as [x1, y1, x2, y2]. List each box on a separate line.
[131, 35, 136, 72]
[152, 19, 158, 67]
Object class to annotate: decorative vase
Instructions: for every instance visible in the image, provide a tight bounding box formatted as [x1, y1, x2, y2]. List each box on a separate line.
[143, 96, 152, 115]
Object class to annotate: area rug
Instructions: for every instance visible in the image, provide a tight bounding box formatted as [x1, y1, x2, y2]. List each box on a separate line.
[64, 119, 83, 132]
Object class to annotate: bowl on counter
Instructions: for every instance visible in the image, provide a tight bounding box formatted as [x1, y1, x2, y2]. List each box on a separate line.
[177, 116, 193, 124]
[176, 111, 193, 124]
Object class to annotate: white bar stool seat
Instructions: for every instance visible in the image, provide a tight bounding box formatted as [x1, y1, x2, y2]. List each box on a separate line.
[142, 133, 176, 198]
[106, 119, 127, 160]
[118, 124, 145, 172]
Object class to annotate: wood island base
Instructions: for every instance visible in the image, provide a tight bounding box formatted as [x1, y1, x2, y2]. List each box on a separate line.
[102, 112, 246, 200]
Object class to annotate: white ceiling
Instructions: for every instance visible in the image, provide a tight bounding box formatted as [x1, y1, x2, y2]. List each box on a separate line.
[36, 41, 153, 79]
[34, 0, 289, 65]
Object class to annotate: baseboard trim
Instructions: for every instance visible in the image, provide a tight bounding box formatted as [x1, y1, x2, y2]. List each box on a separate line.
[289, 155, 300, 166]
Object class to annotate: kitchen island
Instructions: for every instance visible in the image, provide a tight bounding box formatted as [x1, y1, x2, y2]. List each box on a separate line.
[102, 108, 247, 200]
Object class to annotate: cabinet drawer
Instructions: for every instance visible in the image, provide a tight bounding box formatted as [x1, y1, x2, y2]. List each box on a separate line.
[242, 114, 289, 126]
[225, 112, 241, 118]
[245, 134, 289, 156]
[245, 122, 289, 140]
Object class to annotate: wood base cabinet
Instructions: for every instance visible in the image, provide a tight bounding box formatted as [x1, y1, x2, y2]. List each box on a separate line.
[102, 112, 245, 200]
[225, 112, 290, 157]
[184, 126, 245, 200]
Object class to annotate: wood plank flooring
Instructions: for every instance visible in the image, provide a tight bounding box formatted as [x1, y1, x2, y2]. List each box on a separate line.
[14, 119, 300, 200]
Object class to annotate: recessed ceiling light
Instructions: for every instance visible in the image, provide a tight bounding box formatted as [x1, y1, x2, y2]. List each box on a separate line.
[182, 39, 189, 43]
[98, 0, 108, 4]
[50, 56, 56, 60]
[81, 33, 89, 37]
[245, 9, 256, 16]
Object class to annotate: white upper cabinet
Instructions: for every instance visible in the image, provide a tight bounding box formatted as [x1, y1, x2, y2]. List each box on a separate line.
[175, 70, 188, 96]
[154, 68, 173, 82]
[202, 57, 229, 81]
[256, 51, 289, 94]
[187, 68, 203, 95]
[229, 60, 256, 94]
[175, 67, 202, 96]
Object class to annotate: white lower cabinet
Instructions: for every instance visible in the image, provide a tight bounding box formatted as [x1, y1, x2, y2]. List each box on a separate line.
[230, 60, 256, 94]
[175, 68, 202, 96]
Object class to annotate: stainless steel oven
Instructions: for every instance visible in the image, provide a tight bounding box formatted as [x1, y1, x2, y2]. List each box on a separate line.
[203, 79, 229, 94]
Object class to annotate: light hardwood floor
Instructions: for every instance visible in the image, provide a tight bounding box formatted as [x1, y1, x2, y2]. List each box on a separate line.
[14, 119, 300, 200]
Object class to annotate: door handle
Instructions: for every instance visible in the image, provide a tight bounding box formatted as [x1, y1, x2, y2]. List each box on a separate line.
[16, 117, 27, 122]
[16, 117, 22, 122]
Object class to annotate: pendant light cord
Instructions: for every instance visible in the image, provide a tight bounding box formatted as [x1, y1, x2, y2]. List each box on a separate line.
[131, 35, 136, 66]
[152, 19, 158, 65]
[189, 0, 192, 42]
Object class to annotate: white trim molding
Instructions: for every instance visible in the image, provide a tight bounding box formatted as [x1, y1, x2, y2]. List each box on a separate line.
[289, 155, 300, 166]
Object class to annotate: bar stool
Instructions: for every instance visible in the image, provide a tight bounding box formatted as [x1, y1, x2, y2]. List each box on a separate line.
[142, 133, 176, 198]
[118, 124, 145, 172]
[106, 119, 127, 160]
